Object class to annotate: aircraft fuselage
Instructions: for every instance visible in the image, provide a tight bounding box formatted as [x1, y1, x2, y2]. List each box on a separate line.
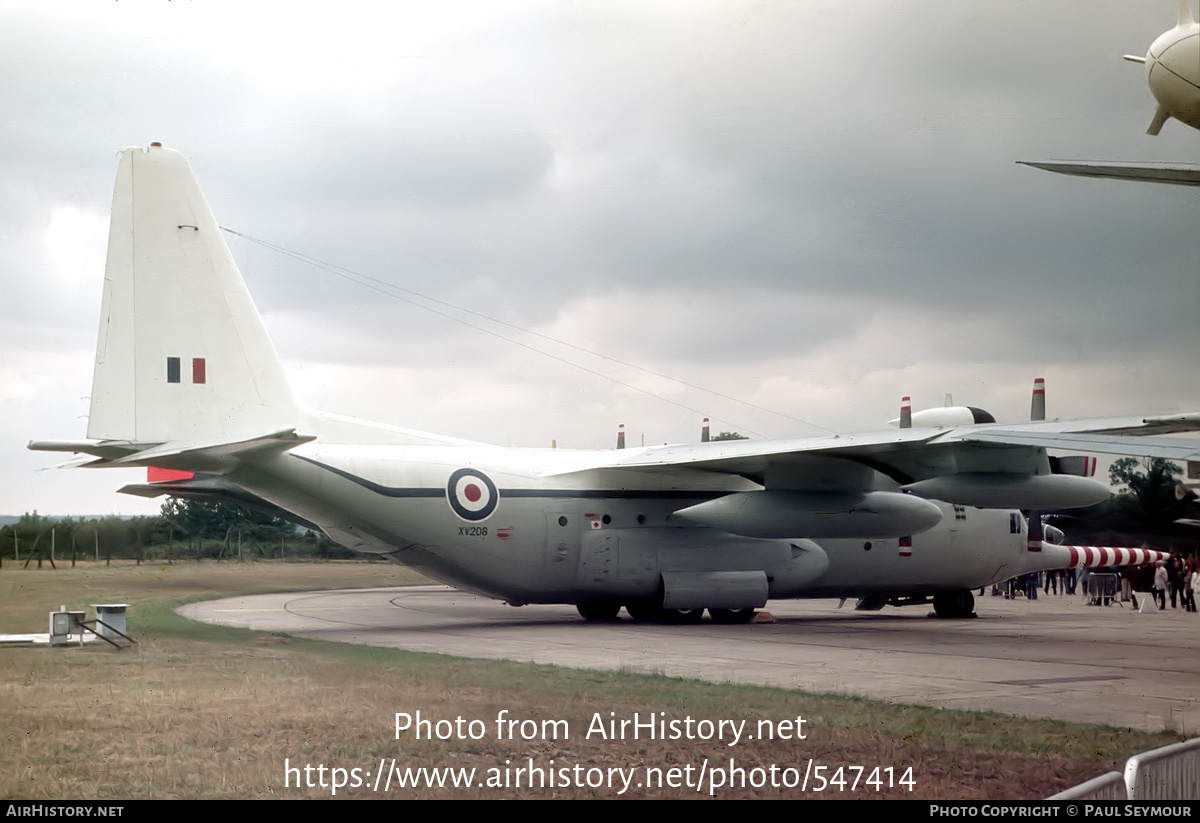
[228, 444, 1031, 608]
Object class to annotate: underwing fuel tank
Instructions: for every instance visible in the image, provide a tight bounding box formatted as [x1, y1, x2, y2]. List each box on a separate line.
[670, 490, 943, 539]
[902, 472, 1110, 510]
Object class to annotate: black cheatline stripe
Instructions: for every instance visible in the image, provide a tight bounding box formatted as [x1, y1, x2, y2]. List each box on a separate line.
[501, 489, 724, 500]
[295, 456, 725, 501]
[295, 456, 442, 498]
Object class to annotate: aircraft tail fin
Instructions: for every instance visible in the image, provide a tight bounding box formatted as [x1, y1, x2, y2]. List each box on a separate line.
[86, 144, 302, 447]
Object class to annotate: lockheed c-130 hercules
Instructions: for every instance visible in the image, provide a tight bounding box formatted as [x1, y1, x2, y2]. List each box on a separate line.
[30, 145, 1200, 622]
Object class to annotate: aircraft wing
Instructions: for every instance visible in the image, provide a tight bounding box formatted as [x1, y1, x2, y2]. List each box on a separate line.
[544, 413, 1200, 488]
[958, 431, 1200, 461]
[552, 428, 940, 481]
[1017, 160, 1200, 187]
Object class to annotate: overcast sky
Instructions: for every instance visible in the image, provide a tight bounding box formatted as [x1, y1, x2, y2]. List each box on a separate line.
[2, 1, 1198, 515]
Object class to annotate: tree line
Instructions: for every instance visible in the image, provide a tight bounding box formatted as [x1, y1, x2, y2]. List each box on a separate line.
[0, 499, 357, 565]
[1070, 457, 1199, 553]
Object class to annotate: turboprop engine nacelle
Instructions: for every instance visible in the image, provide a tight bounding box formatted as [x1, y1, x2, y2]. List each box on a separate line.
[902, 472, 1111, 510]
[890, 404, 996, 428]
[671, 490, 944, 539]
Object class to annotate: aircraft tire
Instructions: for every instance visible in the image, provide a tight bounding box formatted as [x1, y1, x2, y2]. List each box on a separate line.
[664, 608, 704, 624]
[933, 590, 975, 619]
[625, 603, 704, 624]
[576, 601, 621, 621]
[709, 607, 755, 624]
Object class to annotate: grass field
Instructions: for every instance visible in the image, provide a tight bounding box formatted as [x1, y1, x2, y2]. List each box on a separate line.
[0, 561, 1183, 799]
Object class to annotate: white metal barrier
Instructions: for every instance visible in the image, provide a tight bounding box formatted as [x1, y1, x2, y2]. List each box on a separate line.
[1125, 737, 1200, 800]
[1047, 771, 1125, 800]
[1049, 737, 1200, 800]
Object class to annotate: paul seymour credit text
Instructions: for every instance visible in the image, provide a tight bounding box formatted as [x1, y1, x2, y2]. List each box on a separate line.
[282, 710, 917, 796]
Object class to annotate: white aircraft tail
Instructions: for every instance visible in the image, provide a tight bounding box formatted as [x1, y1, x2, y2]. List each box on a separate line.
[87, 144, 301, 447]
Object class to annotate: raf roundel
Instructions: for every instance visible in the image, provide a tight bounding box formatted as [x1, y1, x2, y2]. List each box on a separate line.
[447, 468, 499, 522]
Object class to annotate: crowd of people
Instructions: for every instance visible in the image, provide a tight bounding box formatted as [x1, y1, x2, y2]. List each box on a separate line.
[993, 554, 1198, 611]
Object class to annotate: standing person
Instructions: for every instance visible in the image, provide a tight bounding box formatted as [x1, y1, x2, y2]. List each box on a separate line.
[1169, 557, 1184, 609]
[1063, 566, 1077, 595]
[1044, 568, 1058, 595]
[1185, 559, 1197, 613]
[1154, 561, 1169, 610]
[1120, 565, 1134, 603]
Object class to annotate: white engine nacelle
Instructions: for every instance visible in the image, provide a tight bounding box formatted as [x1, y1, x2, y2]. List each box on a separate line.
[890, 405, 996, 428]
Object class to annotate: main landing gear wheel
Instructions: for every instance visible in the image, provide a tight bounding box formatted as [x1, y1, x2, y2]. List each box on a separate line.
[708, 608, 756, 624]
[665, 608, 704, 624]
[624, 603, 704, 623]
[932, 590, 975, 619]
[576, 601, 621, 621]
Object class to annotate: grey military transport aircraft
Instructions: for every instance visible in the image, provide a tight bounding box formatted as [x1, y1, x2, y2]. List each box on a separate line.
[30, 146, 1200, 622]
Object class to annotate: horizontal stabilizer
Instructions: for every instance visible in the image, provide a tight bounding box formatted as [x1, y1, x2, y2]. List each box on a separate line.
[27, 439, 156, 460]
[30, 429, 314, 474]
[1018, 160, 1200, 187]
[108, 429, 316, 472]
